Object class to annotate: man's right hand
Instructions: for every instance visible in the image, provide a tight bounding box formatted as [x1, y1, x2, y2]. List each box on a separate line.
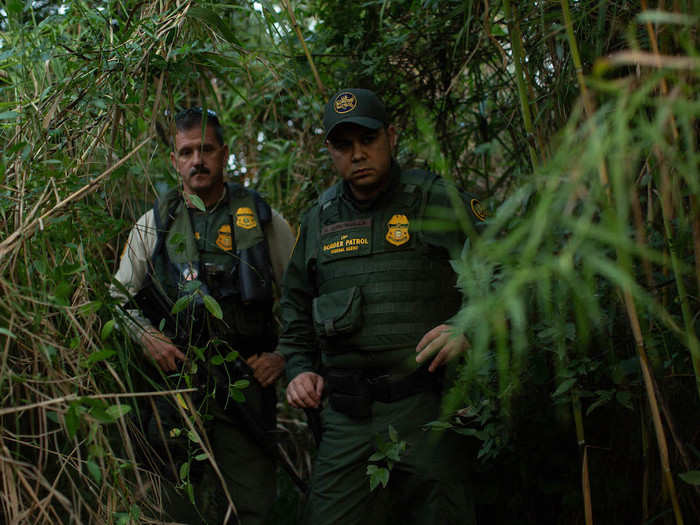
[286, 371, 324, 409]
[140, 328, 186, 372]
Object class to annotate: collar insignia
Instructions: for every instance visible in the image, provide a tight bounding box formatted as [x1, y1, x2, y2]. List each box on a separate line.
[386, 214, 410, 246]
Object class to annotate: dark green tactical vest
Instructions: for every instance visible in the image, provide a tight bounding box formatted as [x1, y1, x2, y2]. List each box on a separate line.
[145, 183, 275, 355]
[308, 168, 464, 354]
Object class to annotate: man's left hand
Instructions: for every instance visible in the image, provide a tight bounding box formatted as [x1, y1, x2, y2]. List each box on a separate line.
[416, 324, 470, 372]
[246, 352, 285, 387]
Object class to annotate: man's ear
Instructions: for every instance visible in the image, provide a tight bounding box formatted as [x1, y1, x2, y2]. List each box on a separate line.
[170, 150, 177, 172]
[386, 124, 397, 151]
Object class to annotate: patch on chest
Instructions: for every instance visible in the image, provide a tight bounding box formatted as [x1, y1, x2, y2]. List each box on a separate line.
[216, 224, 233, 251]
[385, 214, 410, 246]
[320, 219, 371, 259]
[236, 207, 257, 229]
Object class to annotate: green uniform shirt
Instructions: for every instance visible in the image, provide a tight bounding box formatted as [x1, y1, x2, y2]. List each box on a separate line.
[279, 162, 484, 380]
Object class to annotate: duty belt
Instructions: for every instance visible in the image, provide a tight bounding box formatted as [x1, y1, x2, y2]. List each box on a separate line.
[325, 365, 443, 419]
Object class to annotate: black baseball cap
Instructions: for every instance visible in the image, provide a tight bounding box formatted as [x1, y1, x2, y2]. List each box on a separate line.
[323, 88, 388, 140]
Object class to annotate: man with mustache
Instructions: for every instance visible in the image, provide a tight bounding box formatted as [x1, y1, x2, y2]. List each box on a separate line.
[112, 107, 295, 524]
[279, 89, 485, 524]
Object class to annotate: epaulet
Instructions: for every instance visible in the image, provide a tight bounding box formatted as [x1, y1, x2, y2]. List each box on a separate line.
[319, 183, 341, 211]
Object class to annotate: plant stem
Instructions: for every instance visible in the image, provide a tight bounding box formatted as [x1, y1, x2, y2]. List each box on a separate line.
[502, 0, 539, 169]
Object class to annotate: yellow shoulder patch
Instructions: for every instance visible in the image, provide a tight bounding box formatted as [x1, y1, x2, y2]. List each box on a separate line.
[216, 224, 233, 251]
[236, 207, 257, 230]
[386, 214, 410, 246]
[470, 199, 487, 222]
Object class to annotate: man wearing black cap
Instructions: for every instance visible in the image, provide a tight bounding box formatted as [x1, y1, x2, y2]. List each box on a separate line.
[278, 89, 484, 523]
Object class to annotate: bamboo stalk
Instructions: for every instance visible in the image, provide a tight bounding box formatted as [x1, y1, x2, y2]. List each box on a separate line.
[502, 0, 539, 169]
[623, 291, 684, 525]
[282, 0, 325, 95]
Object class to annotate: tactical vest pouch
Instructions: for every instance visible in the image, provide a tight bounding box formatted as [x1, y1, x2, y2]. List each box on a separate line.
[312, 286, 363, 338]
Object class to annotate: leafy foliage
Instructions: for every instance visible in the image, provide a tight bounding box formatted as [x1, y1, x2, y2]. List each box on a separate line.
[0, 0, 698, 523]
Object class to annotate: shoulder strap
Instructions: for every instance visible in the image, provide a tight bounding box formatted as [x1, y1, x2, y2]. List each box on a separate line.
[151, 188, 180, 258]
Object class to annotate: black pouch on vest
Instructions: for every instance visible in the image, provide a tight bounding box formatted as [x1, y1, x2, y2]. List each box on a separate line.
[326, 368, 372, 419]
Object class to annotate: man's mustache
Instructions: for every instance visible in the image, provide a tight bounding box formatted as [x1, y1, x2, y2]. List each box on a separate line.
[188, 166, 210, 176]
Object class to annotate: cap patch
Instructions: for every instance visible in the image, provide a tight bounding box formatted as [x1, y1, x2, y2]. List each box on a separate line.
[386, 214, 410, 246]
[236, 207, 257, 229]
[470, 199, 487, 222]
[334, 92, 357, 114]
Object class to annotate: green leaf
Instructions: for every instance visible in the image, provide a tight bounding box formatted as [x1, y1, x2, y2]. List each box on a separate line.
[423, 420, 452, 431]
[179, 462, 190, 481]
[171, 295, 191, 314]
[86, 349, 116, 366]
[105, 404, 132, 420]
[552, 378, 576, 398]
[388, 424, 398, 442]
[0, 327, 16, 339]
[368, 451, 385, 462]
[194, 453, 208, 461]
[210, 354, 225, 365]
[187, 430, 200, 443]
[182, 279, 202, 293]
[187, 193, 206, 211]
[0, 111, 18, 120]
[188, 6, 241, 45]
[87, 459, 102, 483]
[65, 403, 80, 439]
[79, 301, 102, 315]
[367, 465, 389, 491]
[100, 320, 115, 341]
[230, 388, 245, 403]
[679, 471, 700, 485]
[232, 379, 250, 390]
[225, 350, 239, 362]
[203, 294, 223, 319]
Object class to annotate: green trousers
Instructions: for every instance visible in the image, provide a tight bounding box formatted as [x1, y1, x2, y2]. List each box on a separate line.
[153, 381, 277, 525]
[304, 391, 476, 525]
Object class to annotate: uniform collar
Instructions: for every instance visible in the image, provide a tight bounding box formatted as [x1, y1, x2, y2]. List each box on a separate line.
[341, 160, 401, 210]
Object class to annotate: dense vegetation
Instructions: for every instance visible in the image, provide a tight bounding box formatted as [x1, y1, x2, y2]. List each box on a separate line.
[1, 0, 698, 523]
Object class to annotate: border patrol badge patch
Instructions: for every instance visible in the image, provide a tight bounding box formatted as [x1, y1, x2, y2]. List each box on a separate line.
[236, 207, 257, 230]
[216, 224, 233, 251]
[334, 92, 357, 114]
[386, 214, 410, 246]
[470, 199, 487, 222]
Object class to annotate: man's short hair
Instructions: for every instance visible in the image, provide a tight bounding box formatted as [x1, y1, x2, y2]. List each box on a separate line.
[174, 107, 224, 146]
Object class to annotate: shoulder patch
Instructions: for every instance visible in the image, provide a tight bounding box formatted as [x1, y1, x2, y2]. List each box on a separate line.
[236, 207, 257, 229]
[470, 199, 487, 222]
